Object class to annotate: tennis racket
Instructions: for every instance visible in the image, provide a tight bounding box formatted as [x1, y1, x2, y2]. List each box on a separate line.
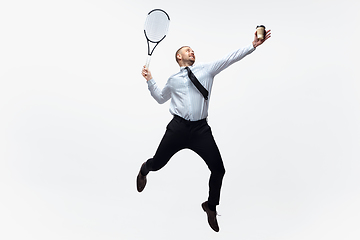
[144, 9, 170, 68]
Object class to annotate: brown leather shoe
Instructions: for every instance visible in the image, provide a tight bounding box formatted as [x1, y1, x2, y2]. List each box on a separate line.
[136, 162, 147, 192]
[202, 201, 220, 232]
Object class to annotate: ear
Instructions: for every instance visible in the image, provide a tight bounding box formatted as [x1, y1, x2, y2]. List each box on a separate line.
[177, 53, 182, 62]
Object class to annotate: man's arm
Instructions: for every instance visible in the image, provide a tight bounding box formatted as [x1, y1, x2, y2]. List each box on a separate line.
[207, 29, 271, 77]
[141, 66, 171, 104]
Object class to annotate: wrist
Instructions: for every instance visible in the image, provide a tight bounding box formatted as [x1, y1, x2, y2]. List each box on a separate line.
[252, 41, 257, 48]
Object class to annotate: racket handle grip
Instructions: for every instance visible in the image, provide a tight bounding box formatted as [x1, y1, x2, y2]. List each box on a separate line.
[145, 56, 151, 69]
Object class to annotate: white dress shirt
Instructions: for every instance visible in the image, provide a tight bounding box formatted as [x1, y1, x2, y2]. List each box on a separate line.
[147, 43, 256, 121]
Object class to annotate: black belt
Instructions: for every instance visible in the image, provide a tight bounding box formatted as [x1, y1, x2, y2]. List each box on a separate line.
[173, 115, 207, 123]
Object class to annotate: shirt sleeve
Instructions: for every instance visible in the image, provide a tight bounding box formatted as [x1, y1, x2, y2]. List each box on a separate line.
[207, 43, 256, 77]
[147, 78, 171, 104]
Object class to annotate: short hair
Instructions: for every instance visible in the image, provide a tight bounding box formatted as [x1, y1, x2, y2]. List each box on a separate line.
[175, 46, 189, 63]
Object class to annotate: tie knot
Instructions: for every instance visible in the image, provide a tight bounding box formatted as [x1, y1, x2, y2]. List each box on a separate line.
[185, 67, 192, 77]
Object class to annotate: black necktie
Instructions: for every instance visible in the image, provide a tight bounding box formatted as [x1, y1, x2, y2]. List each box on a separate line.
[185, 67, 208, 100]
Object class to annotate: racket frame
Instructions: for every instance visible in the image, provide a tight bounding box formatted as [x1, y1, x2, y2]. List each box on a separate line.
[144, 9, 170, 68]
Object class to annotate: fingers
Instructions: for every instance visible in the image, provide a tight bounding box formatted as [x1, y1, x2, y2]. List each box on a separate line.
[264, 30, 271, 41]
[259, 30, 271, 43]
[141, 67, 148, 77]
[141, 66, 151, 80]
[254, 30, 259, 40]
[266, 29, 271, 37]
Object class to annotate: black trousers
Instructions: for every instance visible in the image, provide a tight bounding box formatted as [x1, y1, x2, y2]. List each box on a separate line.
[144, 115, 225, 206]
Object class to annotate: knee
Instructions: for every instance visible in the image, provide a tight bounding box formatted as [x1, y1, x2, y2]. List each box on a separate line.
[212, 165, 225, 177]
[220, 166, 226, 176]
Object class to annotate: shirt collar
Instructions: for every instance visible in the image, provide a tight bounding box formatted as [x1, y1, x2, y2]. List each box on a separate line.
[180, 64, 195, 71]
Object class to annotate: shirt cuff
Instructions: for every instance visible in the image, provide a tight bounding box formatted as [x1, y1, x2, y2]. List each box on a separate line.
[250, 43, 256, 50]
[147, 78, 155, 85]
[248, 43, 256, 54]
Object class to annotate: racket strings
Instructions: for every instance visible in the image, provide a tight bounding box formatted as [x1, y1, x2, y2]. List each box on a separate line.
[144, 12, 169, 42]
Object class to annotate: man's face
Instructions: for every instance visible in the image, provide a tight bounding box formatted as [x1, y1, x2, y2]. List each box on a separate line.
[179, 47, 195, 65]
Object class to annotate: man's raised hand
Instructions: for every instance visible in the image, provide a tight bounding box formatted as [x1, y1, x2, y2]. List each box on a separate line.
[252, 29, 271, 48]
[142, 66, 153, 81]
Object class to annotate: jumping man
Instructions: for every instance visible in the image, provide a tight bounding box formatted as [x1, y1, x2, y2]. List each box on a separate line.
[137, 29, 271, 232]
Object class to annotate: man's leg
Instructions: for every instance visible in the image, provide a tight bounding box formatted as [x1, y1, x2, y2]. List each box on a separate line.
[137, 117, 187, 191]
[189, 121, 225, 208]
[189, 120, 225, 232]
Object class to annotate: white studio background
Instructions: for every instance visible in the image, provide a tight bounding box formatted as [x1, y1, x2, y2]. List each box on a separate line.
[1, 0, 359, 239]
